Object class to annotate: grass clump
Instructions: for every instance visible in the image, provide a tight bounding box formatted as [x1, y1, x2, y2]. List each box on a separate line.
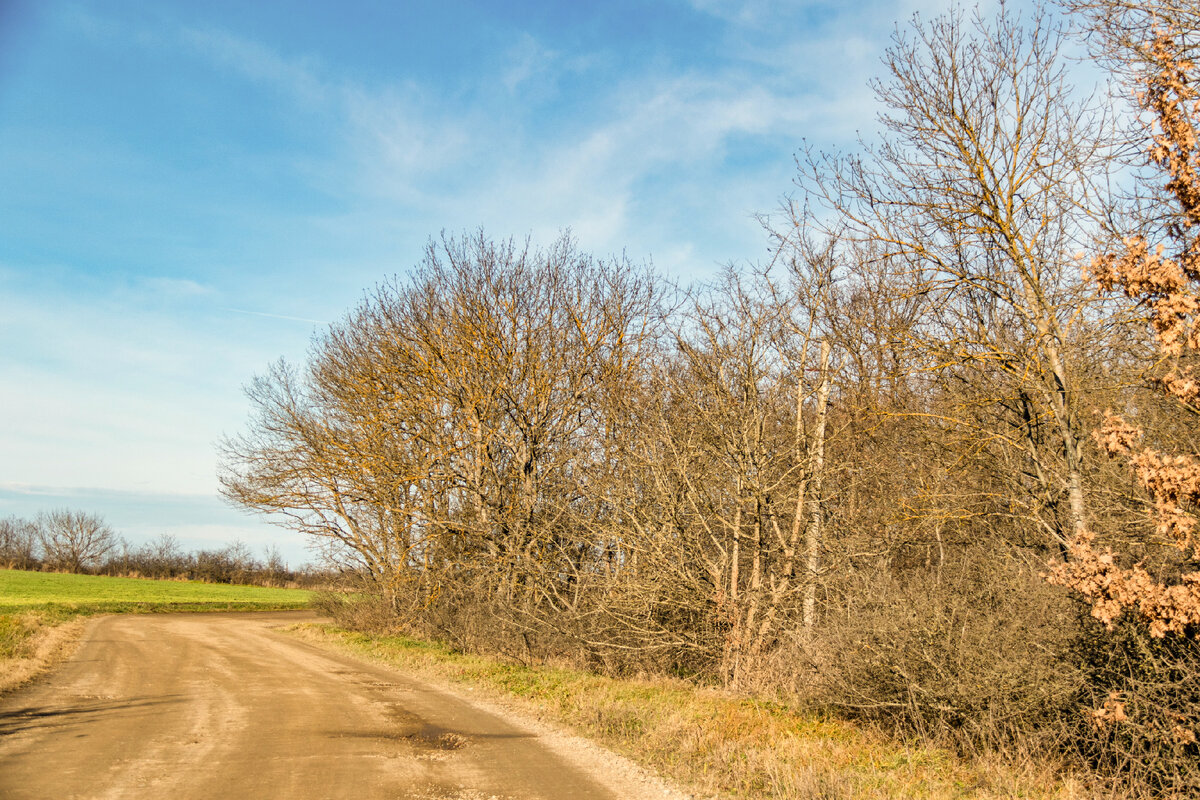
[0, 613, 37, 659]
[0, 608, 90, 694]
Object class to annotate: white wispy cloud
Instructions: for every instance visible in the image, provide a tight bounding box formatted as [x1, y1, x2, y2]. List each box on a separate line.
[143, 277, 215, 297]
[501, 32, 560, 94]
[341, 83, 474, 184]
[61, 6, 906, 280]
[179, 25, 330, 107]
[0, 270, 311, 494]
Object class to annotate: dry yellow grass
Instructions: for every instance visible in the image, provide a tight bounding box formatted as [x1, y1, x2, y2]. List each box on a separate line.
[0, 610, 89, 695]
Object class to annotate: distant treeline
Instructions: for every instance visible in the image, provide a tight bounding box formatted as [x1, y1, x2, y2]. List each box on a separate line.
[0, 510, 325, 589]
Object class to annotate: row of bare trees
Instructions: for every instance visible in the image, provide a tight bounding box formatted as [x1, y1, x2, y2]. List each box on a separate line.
[0, 511, 302, 586]
[1, 511, 120, 573]
[222, 2, 1200, 793]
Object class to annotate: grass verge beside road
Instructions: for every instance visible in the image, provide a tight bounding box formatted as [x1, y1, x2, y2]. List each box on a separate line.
[290, 624, 1087, 800]
[0, 568, 312, 694]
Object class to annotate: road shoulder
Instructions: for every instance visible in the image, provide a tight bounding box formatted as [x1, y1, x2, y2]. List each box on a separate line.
[0, 612, 92, 696]
[284, 623, 695, 800]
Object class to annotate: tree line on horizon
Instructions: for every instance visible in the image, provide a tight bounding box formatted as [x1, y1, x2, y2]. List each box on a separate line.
[0, 510, 311, 587]
[220, 2, 1200, 794]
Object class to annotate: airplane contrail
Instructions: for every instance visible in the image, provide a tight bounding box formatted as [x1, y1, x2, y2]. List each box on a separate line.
[220, 307, 327, 325]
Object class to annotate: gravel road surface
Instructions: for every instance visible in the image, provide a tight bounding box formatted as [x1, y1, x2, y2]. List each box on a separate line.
[0, 612, 666, 800]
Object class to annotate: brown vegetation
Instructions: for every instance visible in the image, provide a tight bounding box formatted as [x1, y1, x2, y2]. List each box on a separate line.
[221, 3, 1200, 796]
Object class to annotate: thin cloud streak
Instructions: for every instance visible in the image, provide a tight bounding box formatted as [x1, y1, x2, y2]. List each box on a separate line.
[220, 307, 328, 325]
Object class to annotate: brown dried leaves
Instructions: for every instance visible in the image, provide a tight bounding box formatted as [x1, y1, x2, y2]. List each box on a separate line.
[1047, 530, 1200, 637]
[1054, 32, 1200, 638]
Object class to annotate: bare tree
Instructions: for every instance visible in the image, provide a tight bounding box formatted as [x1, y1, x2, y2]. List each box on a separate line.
[1065, 0, 1200, 76]
[802, 339, 832, 630]
[36, 509, 119, 573]
[0, 516, 39, 570]
[587, 266, 836, 684]
[221, 231, 664, 625]
[143, 533, 187, 577]
[796, 5, 1118, 549]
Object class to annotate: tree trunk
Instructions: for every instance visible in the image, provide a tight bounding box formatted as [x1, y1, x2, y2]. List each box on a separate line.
[803, 340, 832, 630]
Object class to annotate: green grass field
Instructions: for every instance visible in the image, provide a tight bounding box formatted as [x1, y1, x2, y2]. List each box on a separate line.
[0, 568, 313, 615]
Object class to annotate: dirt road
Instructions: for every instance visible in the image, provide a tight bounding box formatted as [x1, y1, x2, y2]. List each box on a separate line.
[0, 612, 661, 800]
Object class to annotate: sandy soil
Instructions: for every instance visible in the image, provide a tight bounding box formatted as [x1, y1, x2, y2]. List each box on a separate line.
[0, 612, 685, 800]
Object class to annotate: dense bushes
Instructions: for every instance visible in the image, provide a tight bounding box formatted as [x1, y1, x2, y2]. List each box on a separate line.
[803, 551, 1080, 743]
[1068, 620, 1200, 794]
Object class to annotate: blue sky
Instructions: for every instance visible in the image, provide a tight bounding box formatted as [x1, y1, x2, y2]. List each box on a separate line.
[0, 0, 1021, 566]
